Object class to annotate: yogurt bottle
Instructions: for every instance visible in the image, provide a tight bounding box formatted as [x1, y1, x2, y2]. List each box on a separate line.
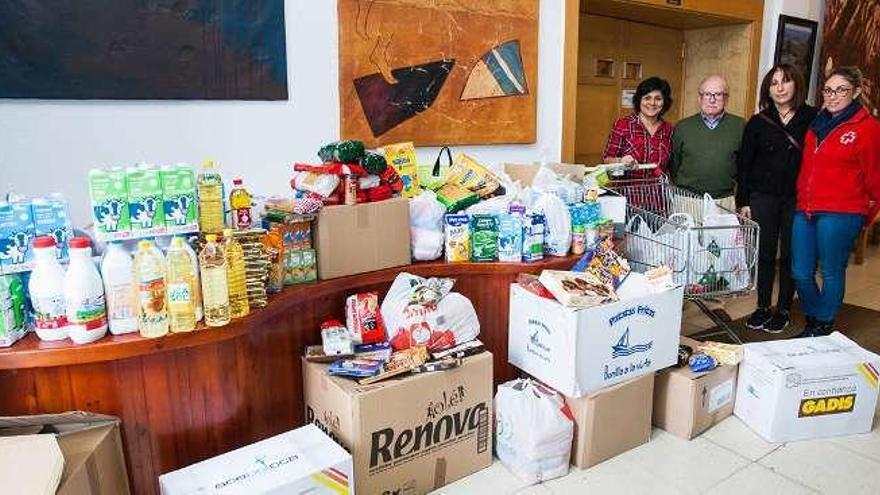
[64, 237, 108, 344]
[101, 241, 138, 335]
[29, 236, 69, 341]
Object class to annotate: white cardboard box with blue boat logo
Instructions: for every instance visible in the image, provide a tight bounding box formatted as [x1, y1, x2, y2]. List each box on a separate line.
[508, 283, 684, 398]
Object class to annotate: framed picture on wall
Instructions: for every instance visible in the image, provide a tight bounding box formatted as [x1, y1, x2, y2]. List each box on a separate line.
[774, 15, 819, 94]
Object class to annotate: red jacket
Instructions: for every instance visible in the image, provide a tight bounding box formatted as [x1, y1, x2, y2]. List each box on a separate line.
[797, 107, 880, 224]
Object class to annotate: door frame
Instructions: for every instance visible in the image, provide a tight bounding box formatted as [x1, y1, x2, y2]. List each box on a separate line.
[561, 0, 765, 163]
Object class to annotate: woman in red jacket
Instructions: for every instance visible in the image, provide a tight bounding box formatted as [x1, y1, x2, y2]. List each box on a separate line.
[792, 67, 880, 337]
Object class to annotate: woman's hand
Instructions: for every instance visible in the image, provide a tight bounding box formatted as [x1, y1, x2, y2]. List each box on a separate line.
[739, 206, 752, 219]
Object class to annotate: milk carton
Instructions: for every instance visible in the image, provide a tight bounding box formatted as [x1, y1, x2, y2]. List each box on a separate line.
[0, 273, 28, 347]
[31, 195, 73, 261]
[89, 168, 130, 238]
[126, 165, 165, 235]
[161, 164, 198, 233]
[0, 200, 36, 273]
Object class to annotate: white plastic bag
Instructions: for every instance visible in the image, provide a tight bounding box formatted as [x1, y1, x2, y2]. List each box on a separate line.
[701, 194, 750, 291]
[381, 273, 480, 351]
[293, 172, 339, 198]
[533, 193, 571, 256]
[409, 190, 446, 261]
[495, 379, 574, 484]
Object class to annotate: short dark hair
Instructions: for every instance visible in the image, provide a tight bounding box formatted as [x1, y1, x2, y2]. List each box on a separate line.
[632, 77, 673, 117]
[759, 64, 806, 111]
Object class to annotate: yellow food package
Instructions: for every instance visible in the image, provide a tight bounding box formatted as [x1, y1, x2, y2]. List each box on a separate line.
[448, 153, 505, 198]
[381, 142, 421, 198]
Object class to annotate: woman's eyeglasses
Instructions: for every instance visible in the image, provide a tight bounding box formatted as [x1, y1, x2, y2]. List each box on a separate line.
[822, 86, 854, 98]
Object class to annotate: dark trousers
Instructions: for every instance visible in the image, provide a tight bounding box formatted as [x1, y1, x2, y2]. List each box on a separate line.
[750, 192, 795, 311]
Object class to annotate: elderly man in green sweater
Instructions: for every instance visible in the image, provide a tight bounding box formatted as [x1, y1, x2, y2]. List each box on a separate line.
[670, 75, 744, 217]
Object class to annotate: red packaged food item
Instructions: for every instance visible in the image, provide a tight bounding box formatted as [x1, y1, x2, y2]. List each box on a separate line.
[345, 292, 386, 344]
[515, 273, 555, 300]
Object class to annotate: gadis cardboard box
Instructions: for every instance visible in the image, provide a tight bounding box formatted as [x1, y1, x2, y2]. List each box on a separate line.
[653, 337, 738, 440]
[303, 352, 493, 495]
[315, 197, 411, 280]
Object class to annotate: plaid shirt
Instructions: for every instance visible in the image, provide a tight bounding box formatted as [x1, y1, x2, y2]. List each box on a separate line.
[602, 113, 674, 177]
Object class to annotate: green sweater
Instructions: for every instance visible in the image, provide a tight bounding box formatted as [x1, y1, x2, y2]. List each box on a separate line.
[670, 113, 745, 197]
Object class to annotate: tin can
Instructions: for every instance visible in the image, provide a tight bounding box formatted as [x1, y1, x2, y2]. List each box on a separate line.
[344, 175, 358, 206]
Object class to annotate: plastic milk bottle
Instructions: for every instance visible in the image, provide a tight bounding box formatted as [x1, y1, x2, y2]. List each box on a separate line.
[101, 241, 139, 335]
[29, 236, 69, 341]
[64, 237, 108, 344]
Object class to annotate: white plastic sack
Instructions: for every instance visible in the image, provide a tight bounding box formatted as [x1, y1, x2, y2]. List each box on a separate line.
[381, 273, 479, 351]
[533, 193, 571, 256]
[701, 194, 750, 291]
[464, 195, 512, 216]
[495, 379, 574, 485]
[409, 191, 446, 261]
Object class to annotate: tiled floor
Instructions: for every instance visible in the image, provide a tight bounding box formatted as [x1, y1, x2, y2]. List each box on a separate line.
[434, 244, 880, 494]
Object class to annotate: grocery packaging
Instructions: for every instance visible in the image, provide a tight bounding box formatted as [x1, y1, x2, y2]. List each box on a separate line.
[572, 237, 631, 288]
[447, 153, 504, 198]
[444, 214, 471, 262]
[160, 164, 198, 233]
[435, 183, 480, 213]
[181, 238, 204, 320]
[199, 234, 231, 327]
[409, 190, 445, 261]
[521, 212, 545, 262]
[197, 160, 225, 234]
[63, 237, 108, 344]
[345, 292, 386, 345]
[538, 270, 618, 309]
[318, 139, 366, 163]
[101, 242, 138, 335]
[223, 228, 250, 319]
[0, 274, 27, 347]
[470, 214, 498, 262]
[133, 239, 169, 338]
[0, 199, 36, 273]
[321, 320, 355, 356]
[228, 178, 253, 229]
[497, 214, 523, 262]
[329, 358, 383, 378]
[235, 230, 270, 308]
[89, 168, 130, 237]
[166, 237, 197, 333]
[31, 194, 72, 261]
[534, 192, 571, 257]
[381, 142, 421, 198]
[29, 236, 69, 341]
[126, 165, 165, 235]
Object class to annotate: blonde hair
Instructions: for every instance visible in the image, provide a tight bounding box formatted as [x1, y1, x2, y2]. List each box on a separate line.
[826, 66, 872, 109]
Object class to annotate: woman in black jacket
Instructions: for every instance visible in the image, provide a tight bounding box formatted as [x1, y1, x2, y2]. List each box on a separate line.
[736, 64, 818, 333]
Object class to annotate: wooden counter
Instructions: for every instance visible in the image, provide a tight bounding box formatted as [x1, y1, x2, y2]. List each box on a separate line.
[0, 257, 575, 495]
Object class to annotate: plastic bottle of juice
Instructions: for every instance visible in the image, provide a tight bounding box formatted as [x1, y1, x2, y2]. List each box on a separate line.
[200, 234, 231, 327]
[165, 237, 197, 332]
[222, 228, 250, 319]
[133, 239, 169, 338]
[63, 237, 108, 344]
[181, 238, 203, 322]
[229, 178, 252, 230]
[101, 241, 138, 335]
[197, 159, 225, 234]
[29, 236, 69, 341]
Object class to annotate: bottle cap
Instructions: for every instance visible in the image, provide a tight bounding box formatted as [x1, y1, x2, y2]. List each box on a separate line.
[138, 240, 152, 249]
[233, 178, 243, 185]
[69, 237, 90, 249]
[202, 159, 214, 169]
[33, 236, 56, 248]
[206, 234, 217, 242]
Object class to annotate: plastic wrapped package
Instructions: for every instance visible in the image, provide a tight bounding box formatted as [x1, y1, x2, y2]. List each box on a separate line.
[409, 190, 446, 261]
[533, 193, 571, 256]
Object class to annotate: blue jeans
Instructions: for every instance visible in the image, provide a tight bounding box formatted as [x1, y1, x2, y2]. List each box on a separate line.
[791, 212, 864, 322]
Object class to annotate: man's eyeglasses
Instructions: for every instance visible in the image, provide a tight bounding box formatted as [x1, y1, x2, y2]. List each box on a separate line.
[822, 86, 854, 98]
[699, 91, 728, 101]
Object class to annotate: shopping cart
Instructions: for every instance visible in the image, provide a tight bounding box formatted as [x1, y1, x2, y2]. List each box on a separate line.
[609, 176, 759, 344]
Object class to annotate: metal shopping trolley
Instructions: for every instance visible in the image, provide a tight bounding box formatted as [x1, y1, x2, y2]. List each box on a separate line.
[608, 176, 759, 344]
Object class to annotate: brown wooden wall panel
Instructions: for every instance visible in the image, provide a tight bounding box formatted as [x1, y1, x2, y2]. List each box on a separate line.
[0, 258, 574, 494]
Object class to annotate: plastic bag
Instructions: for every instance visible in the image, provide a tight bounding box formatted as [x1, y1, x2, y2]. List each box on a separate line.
[533, 193, 571, 256]
[409, 190, 446, 261]
[701, 194, 750, 291]
[495, 379, 574, 485]
[293, 172, 340, 198]
[381, 273, 479, 351]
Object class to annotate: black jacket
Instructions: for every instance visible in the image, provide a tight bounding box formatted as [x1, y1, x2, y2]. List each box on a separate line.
[736, 104, 818, 207]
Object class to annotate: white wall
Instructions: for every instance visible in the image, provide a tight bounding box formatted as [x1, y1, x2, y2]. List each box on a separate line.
[757, 0, 825, 107]
[0, 0, 565, 228]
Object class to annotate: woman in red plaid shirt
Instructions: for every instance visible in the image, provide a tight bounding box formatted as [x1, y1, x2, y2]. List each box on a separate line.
[602, 77, 674, 178]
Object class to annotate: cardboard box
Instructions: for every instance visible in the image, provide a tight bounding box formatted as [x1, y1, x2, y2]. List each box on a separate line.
[508, 283, 683, 397]
[0, 412, 131, 495]
[159, 424, 353, 494]
[653, 337, 738, 440]
[303, 352, 493, 495]
[315, 197, 411, 280]
[734, 332, 880, 443]
[565, 373, 654, 469]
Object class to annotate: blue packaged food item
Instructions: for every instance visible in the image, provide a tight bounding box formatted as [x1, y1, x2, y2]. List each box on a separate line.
[31, 195, 73, 261]
[0, 200, 36, 273]
[522, 213, 545, 262]
[354, 342, 393, 362]
[329, 358, 383, 378]
[444, 214, 471, 262]
[688, 353, 717, 373]
[497, 214, 523, 262]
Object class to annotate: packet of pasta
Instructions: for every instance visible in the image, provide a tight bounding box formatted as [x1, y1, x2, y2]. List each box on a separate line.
[447, 153, 505, 198]
[380, 142, 421, 198]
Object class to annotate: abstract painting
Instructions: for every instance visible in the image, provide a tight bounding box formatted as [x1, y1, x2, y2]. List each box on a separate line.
[0, 0, 287, 100]
[339, 0, 538, 146]
[821, 0, 880, 116]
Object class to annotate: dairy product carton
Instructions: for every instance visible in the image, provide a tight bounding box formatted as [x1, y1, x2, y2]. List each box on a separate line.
[161, 164, 198, 233]
[89, 168, 130, 238]
[31, 195, 73, 261]
[0, 201, 35, 273]
[0, 274, 28, 346]
[126, 165, 165, 235]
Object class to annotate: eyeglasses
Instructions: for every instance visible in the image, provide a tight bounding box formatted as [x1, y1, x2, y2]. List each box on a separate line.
[822, 86, 854, 98]
[699, 91, 728, 101]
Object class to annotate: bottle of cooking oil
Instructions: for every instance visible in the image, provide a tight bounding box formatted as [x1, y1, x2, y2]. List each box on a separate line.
[133, 239, 169, 338]
[223, 228, 250, 319]
[199, 234, 231, 327]
[229, 178, 253, 230]
[181, 238, 204, 322]
[165, 236, 197, 332]
[197, 159, 225, 234]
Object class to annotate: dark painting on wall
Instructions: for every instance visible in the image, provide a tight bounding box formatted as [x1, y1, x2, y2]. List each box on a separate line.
[821, 0, 880, 116]
[0, 0, 287, 100]
[774, 15, 818, 96]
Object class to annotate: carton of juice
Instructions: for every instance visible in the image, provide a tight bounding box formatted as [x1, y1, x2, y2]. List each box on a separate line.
[89, 168, 131, 237]
[0, 200, 35, 273]
[381, 142, 421, 198]
[161, 164, 198, 233]
[127, 165, 165, 235]
[31, 194, 73, 260]
[0, 273, 27, 347]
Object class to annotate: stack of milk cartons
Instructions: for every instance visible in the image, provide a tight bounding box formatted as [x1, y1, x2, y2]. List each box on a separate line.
[0, 273, 27, 347]
[0, 194, 72, 274]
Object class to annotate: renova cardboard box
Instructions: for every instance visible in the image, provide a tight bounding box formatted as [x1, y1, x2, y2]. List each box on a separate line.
[304, 352, 493, 495]
[653, 337, 738, 440]
[565, 373, 654, 469]
[0, 412, 130, 495]
[315, 197, 411, 280]
[734, 332, 880, 443]
[159, 424, 353, 494]
[508, 284, 683, 397]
